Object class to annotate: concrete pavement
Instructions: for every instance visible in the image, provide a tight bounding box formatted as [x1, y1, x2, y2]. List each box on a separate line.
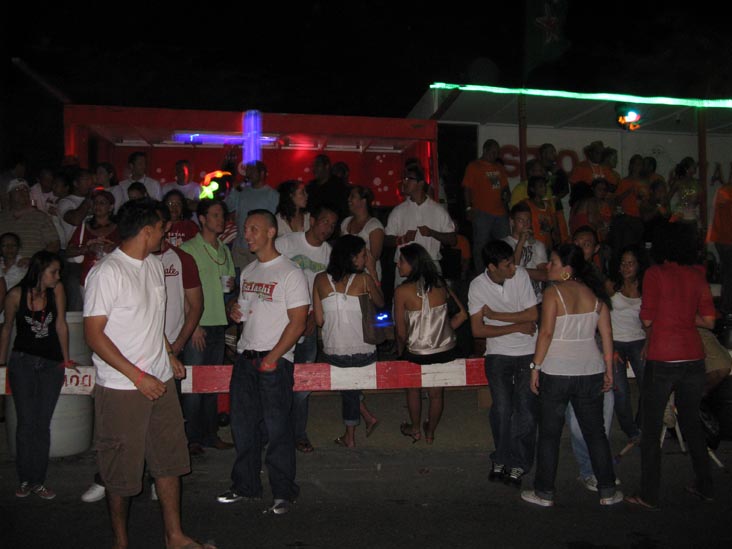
[1, 385, 731, 548]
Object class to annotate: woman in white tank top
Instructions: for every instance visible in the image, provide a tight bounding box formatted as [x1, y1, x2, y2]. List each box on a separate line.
[521, 243, 622, 507]
[313, 235, 383, 448]
[607, 244, 648, 445]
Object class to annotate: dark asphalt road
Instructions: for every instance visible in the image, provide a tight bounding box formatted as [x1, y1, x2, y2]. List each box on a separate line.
[2, 386, 731, 549]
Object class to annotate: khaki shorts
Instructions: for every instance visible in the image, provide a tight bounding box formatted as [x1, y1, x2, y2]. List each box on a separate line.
[93, 378, 190, 497]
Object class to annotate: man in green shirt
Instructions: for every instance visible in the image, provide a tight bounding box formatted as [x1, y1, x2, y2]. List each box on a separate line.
[180, 199, 235, 455]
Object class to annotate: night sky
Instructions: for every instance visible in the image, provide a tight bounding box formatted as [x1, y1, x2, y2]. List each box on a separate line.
[3, 2, 731, 171]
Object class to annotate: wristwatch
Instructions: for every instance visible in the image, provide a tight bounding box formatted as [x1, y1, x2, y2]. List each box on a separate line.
[530, 361, 541, 371]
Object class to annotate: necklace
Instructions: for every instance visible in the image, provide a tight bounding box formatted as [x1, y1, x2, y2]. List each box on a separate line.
[202, 240, 227, 266]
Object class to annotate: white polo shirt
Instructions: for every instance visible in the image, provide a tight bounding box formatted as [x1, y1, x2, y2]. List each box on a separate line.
[385, 196, 455, 262]
[468, 266, 538, 356]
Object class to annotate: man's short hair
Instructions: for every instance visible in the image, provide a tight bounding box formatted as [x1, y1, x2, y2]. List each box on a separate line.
[572, 224, 599, 244]
[482, 240, 514, 269]
[127, 151, 147, 165]
[310, 204, 337, 221]
[510, 201, 531, 218]
[246, 160, 267, 175]
[117, 198, 163, 240]
[246, 208, 277, 230]
[404, 157, 426, 184]
[196, 198, 226, 219]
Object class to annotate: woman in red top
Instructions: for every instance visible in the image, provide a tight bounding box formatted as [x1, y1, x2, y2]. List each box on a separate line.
[625, 222, 716, 509]
[65, 189, 120, 288]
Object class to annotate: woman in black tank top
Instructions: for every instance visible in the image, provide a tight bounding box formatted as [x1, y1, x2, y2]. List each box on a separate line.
[0, 251, 73, 500]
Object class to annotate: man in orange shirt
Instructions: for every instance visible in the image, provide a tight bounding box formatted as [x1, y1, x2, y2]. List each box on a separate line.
[569, 140, 614, 187]
[462, 139, 511, 273]
[708, 179, 732, 317]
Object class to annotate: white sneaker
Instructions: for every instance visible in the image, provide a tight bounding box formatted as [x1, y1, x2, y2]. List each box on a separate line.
[520, 490, 554, 507]
[600, 491, 624, 506]
[81, 482, 106, 503]
[578, 475, 598, 492]
[150, 483, 158, 501]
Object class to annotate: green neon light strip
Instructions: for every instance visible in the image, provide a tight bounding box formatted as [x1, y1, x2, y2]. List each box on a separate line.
[430, 82, 732, 109]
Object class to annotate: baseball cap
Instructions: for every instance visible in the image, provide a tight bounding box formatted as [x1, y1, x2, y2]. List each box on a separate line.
[7, 178, 30, 193]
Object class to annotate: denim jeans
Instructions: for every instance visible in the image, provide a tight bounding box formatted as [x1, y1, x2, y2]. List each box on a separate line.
[567, 390, 614, 479]
[229, 354, 299, 501]
[716, 243, 732, 315]
[471, 209, 510, 274]
[484, 354, 538, 472]
[292, 333, 318, 442]
[180, 325, 226, 447]
[321, 351, 378, 426]
[613, 339, 645, 439]
[640, 359, 712, 506]
[534, 373, 617, 500]
[8, 351, 64, 485]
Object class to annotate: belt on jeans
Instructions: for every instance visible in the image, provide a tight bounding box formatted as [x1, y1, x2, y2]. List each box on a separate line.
[241, 349, 271, 359]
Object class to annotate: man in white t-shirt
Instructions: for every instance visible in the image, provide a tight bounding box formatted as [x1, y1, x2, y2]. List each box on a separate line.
[503, 202, 548, 302]
[83, 198, 204, 547]
[113, 151, 162, 212]
[57, 167, 95, 312]
[217, 209, 309, 515]
[79, 202, 204, 504]
[468, 239, 539, 487]
[274, 205, 337, 454]
[385, 159, 456, 287]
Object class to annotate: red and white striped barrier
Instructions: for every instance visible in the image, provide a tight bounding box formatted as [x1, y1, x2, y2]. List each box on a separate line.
[0, 359, 489, 396]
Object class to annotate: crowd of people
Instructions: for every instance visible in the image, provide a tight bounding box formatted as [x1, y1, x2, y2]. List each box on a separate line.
[1, 140, 730, 546]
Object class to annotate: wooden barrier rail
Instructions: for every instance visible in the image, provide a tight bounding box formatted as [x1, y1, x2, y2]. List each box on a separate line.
[0, 359, 490, 396]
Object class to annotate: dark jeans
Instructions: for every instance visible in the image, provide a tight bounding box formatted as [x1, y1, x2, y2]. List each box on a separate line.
[471, 210, 510, 274]
[534, 372, 617, 500]
[321, 351, 378, 426]
[640, 359, 712, 506]
[716, 243, 732, 315]
[180, 325, 226, 447]
[292, 333, 317, 442]
[229, 354, 299, 501]
[613, 339, 645, 439]
[484, 354, 538, 472]
[8, 351, 64, 485]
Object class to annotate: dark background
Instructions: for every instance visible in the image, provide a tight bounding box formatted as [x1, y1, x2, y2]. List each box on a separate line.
[3, 2, 732, 176]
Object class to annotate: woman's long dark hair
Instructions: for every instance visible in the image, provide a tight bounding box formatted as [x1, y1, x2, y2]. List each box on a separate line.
[611, 243, 648, 294]
[555, 243, 610, 307]
[400, 243, 445, 292]
[20, 251, 62, 291]
[327, 234, 366, 282]
[276, 180, 302, 222]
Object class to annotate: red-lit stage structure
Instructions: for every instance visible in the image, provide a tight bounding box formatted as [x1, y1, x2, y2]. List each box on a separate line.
[63, 105, 439, 207]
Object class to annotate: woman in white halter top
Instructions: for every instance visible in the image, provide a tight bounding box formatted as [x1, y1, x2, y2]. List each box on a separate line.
[521, 243, 622, 507]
